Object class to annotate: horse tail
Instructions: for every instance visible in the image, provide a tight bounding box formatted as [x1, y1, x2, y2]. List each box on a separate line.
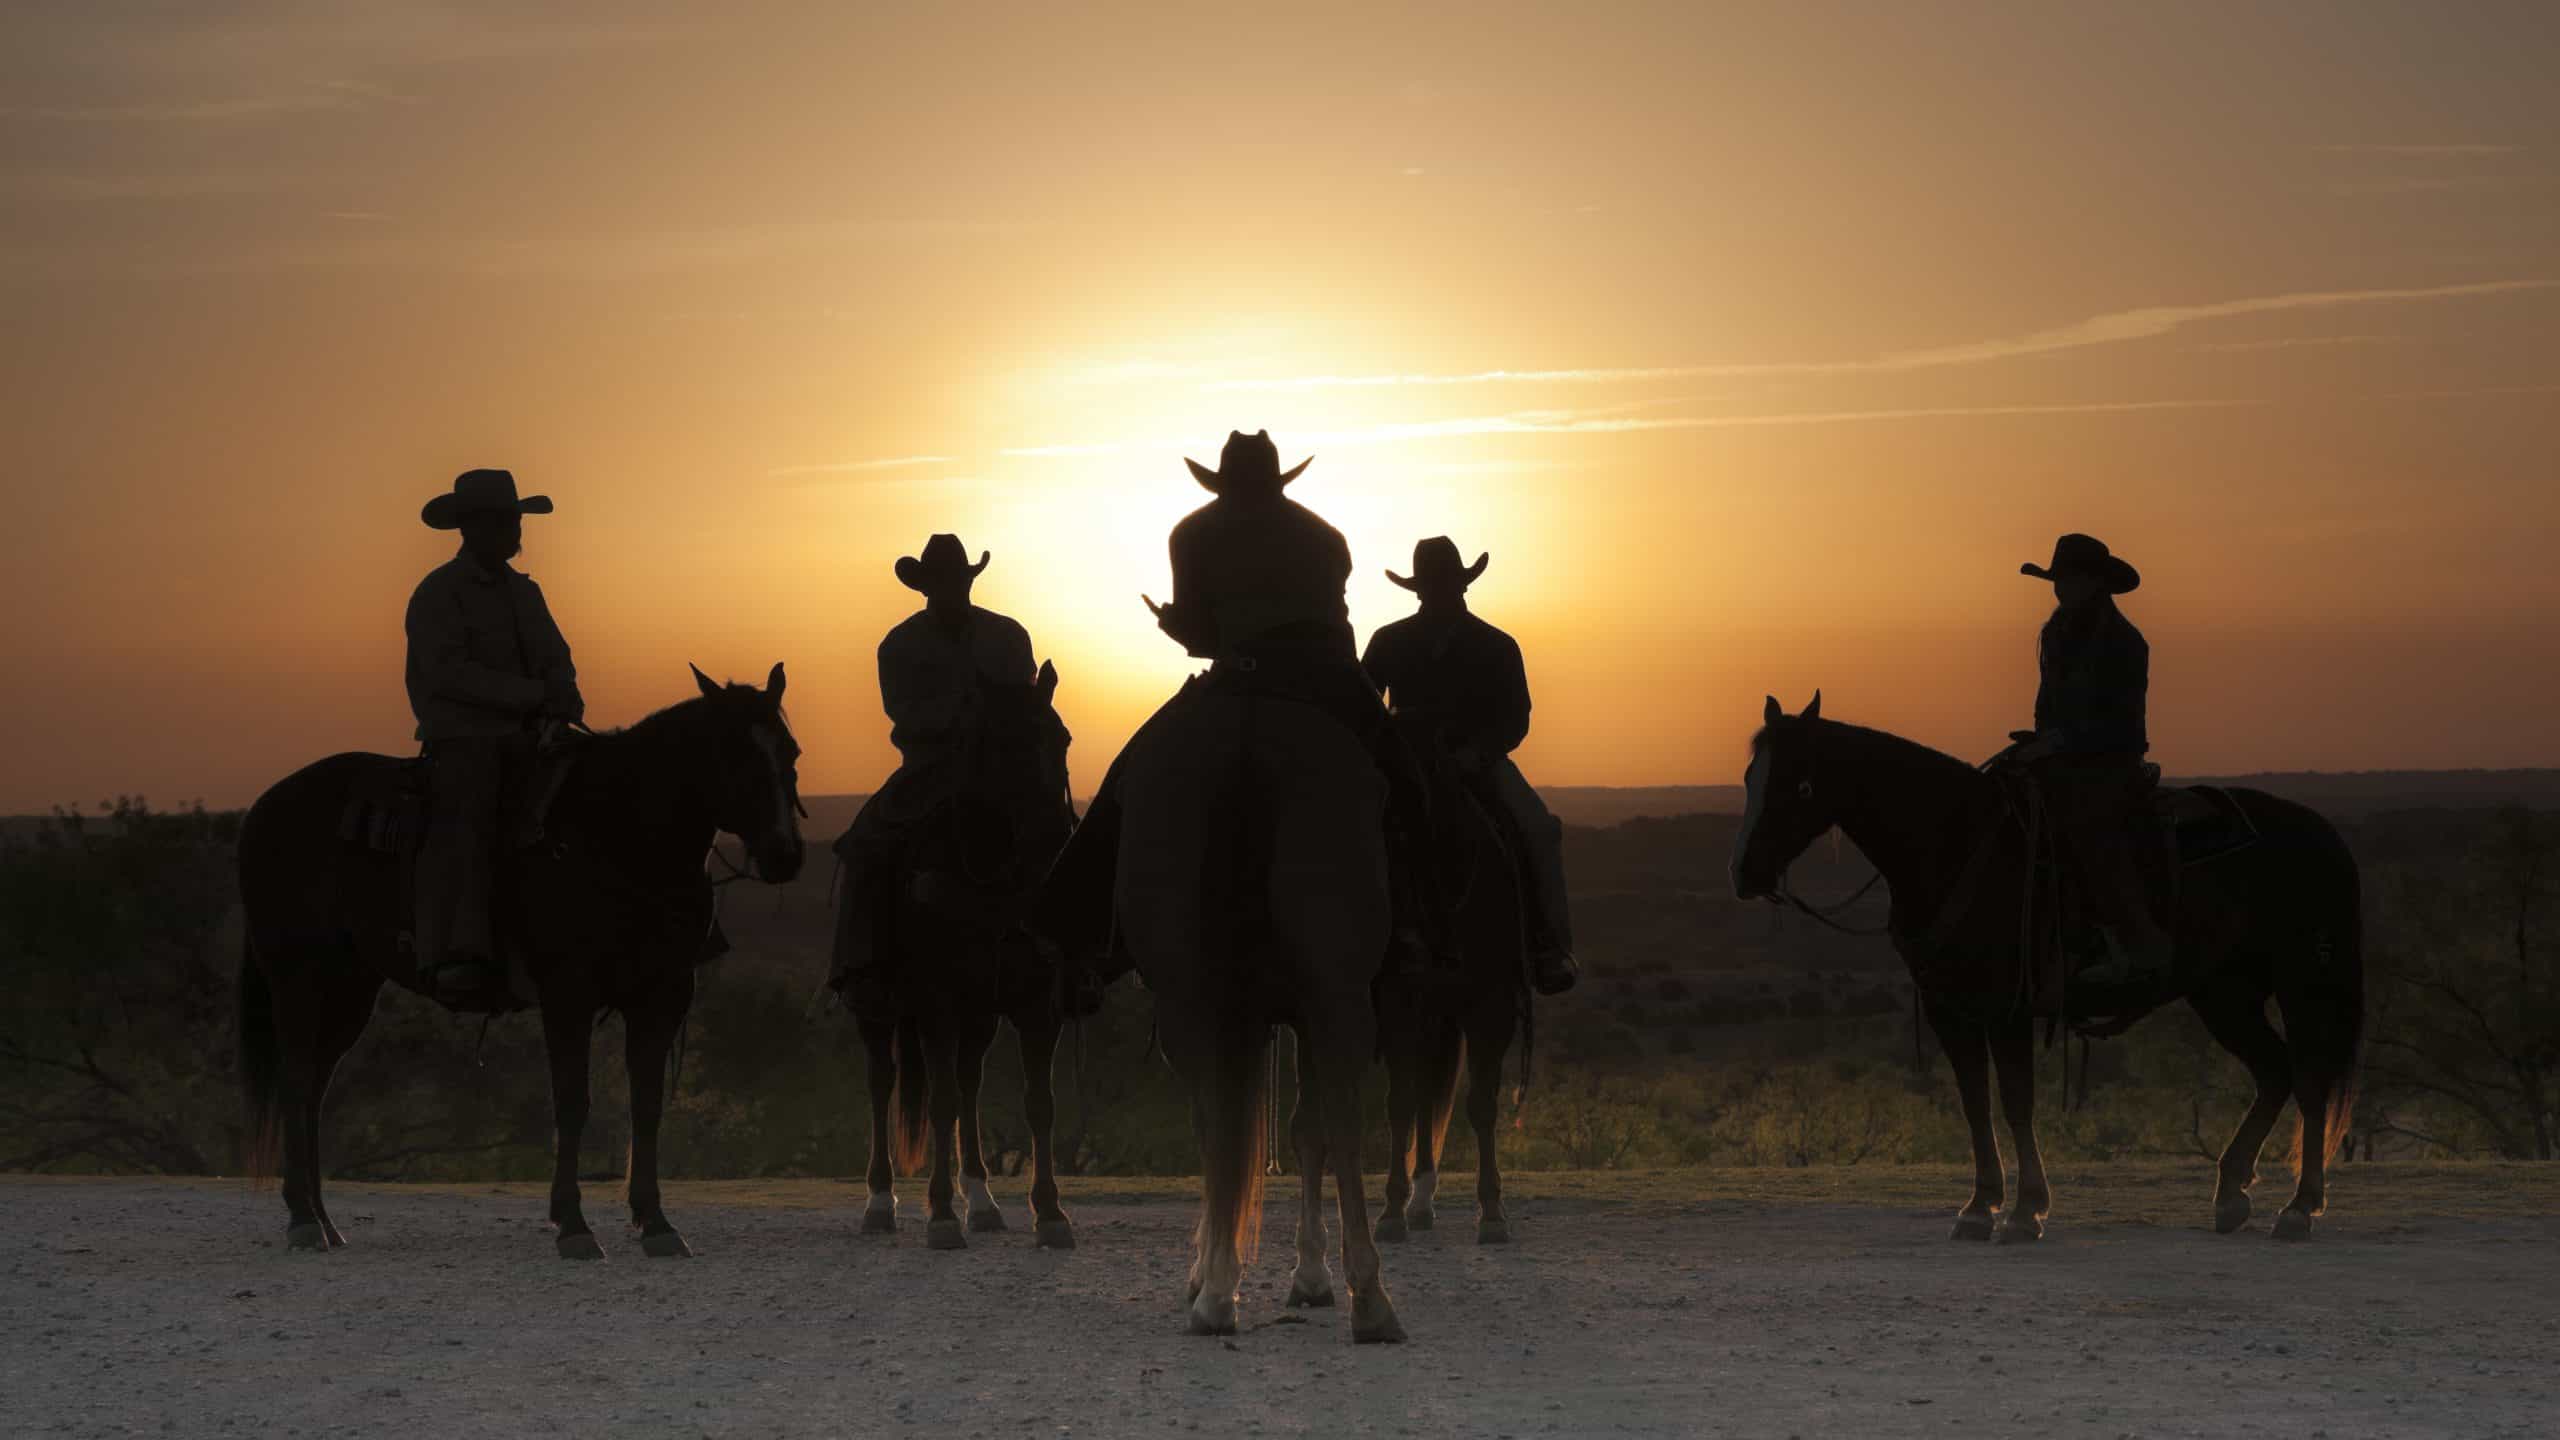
[2288, 832, 2367, 1169]
[890, 1016, 931, 1175]
[1426, 1026, 1465, 1164]
[1199, 1020, 1272, 1267]
[237, 933, 283, 1183]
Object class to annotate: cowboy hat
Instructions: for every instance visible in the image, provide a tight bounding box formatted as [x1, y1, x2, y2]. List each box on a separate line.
[1387, 536, 1490, 593]
[895, 533, 990, 593]
[422, 468, 552, 530]
[1184, 430, 1312, 495]
[2021, 533, 2140, 594]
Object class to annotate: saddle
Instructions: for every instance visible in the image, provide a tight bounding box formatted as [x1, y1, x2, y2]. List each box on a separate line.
[2020, 776, 2261, 1024]
[333, 738, 586, 863]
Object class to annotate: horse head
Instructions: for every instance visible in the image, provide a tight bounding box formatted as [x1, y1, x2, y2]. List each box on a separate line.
[1731, 691, 1836, 900]
[685, 661, 808, 884]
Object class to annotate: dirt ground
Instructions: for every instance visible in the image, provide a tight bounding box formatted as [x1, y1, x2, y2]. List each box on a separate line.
[3, 1165, 2555, 1439]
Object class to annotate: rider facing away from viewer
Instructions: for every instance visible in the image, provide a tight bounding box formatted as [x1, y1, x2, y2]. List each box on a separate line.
[1031, 430, 1450, 1013]
[1362, 538, 1579, 996]
[830, 534, 1038, 1012]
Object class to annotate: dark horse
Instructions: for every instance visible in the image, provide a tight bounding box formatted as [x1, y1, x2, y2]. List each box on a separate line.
[844, 662, 1080, 1251]
[1730, 694, 2364, 1243]
[1372, 717, 1527, 1248]
[237, 664, 806, 1258]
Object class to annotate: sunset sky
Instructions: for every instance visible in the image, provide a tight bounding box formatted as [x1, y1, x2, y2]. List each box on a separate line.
[4, 2, 2556, 812]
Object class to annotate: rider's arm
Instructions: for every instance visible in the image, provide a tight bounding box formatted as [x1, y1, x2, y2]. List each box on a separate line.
[1154, 523, 1221, 657]
[519, 578, 584, 722]
[405, 572, 542, 714]
[1482, 630, 1532, 755]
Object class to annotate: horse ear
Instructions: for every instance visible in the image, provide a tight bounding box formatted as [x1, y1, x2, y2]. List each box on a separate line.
[766, 661, 787, 700]
[1763, 695, 1782, 726]
[1802, 690, 1822, 722]
[1036, 658, 1057, 701]
[691, 663, 720, 699]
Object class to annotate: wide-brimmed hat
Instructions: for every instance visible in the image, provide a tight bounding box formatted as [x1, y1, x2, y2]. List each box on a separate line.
[422, 468, 552, 530]
[896, 533, 990, 593]
[1387, 536, 1490, 593]
[2021, 533, 2140, 594]
[1185, 430, 1312, 495]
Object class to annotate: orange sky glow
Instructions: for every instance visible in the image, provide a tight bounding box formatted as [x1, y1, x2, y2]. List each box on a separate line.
[3, 2, 2556, 811]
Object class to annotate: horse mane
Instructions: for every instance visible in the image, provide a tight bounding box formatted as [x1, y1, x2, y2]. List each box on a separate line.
[1752, 715, 1987, 791]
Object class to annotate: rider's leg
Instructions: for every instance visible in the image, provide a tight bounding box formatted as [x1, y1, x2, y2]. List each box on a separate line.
[1486, 758, 1578, 995]
[2045, 761, 2172, 986]
[417, 735, 505, 996]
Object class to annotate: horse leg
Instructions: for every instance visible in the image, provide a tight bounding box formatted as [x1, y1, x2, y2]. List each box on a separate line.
[541, 999, 601, 1260]
[1018, 1010, 1075, 1249]
[1466, 1015, 1510, 1244]
[2273, 980, 2339, 1242]
[859, 1016, 899, 1235]
[1288, 1049, 1335, 1307]
[922, 1018, 967, 1250]
[1376, 1018, 1417, 1244]
[957, 1010, 1006, 1233]
[301, 972, 380, 1251]
[1170, 1020, 1261, 1336]
[1312, 1012, 1404, 1344]
[1927, 999, 2003, 1241]
[2188, 985, 2294, 1236]
[1988, 1015, 2049, 1243]
[623, 966, 695, 1258]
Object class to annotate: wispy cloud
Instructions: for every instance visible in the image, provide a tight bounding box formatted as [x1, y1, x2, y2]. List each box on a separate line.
[1201, 280, 2558, 392]
[766, 455, 951, 478]
[999, 397, 2257, 459]
[2311, 144, 2523, 157]
[2323, 174, 2550, 197]
[2190, 333, 2390, 353]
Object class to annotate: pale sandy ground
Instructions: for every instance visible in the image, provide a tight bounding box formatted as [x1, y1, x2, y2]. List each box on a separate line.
[3, 1172, 2555, 1439]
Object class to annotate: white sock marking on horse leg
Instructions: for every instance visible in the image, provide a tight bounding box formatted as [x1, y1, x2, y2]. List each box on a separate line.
[963, 1177, 998, 1217]
[1410, 1168, 1438, 1222]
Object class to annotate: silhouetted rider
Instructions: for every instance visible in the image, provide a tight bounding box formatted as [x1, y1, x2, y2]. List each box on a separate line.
[830, 535, 1037, 1011]
[1363, 538, 1579, 996]
[404, 469, 583, 1002]
[2014, 532, 2170, 987]
[1033, 430, 1447, 1013]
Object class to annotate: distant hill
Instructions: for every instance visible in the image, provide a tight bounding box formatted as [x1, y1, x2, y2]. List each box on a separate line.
[10, 769, 2557, 845]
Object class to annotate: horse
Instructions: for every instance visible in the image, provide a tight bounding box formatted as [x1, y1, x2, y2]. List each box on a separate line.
[1372, 718, 1528, 1247]
[842, 662, 1081, 1251]
[1730, 693, 2364, 1243]
[236, 663, 806, 1259]
[1115, 681, 1405, 1342]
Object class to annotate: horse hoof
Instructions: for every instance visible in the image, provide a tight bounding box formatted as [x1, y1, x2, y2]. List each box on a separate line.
[1477, 1219, 1512, 1245]
[1287, 1275, 1336, 1309]
[1034, 1220, 1077, 1251]
[2214, 1193, 2252, 1235]
[320, 1221, 348, 1250]
[1950, 1213, 1996, 1243]
[1993, 1216, 2044, 1245]
[926, 1218, 968, 1251]
[1406, 1208, 1435, 1233]
[285, 1222, 328, 1253]
[1376, 1216, 1408, 1244]
[1352, 1301, 1408, 1345]
[859, 1208, 898, 1235]
[969, 1208, 1009, 1234]
[640, 1229, 693, 1259]
[1187, 1297, 1239, 1336]
[556, 1231, 605, 1261]
[2271, 1209, 2314, 1243]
